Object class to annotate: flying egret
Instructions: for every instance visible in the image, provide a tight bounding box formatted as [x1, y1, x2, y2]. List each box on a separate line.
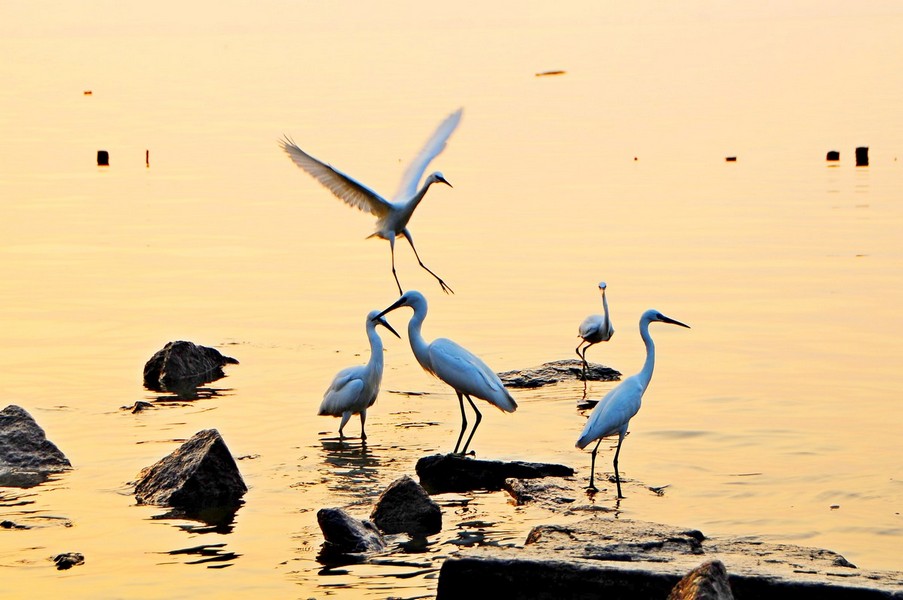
[575, 309, 689, 496]
[318, 310, 401, 441]
[576, 281, 615, 381]
[279, 108, 463, 295]
[374, 290, 517, 454]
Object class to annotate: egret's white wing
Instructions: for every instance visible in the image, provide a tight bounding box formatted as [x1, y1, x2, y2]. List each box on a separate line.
[429, 338, 517, 412]
[392, 108, 463, 202]
[319, 370, 366, 416]
[576, 375, 643, 448]
[279, 137, 392, 218]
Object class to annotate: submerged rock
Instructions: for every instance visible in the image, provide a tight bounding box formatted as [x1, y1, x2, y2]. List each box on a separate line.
[668, 560, 735, 600]
[416, 453, 574, 493]
[437, 516, 903, 599]
[133, 429, 247, 511]
[143, 340, 238, 393]
[52, 552, 85, 570]
[497, 359, 620, 388]
[370, 475, 442, 536]
[317, 507, 386, 556]
[0, 405, 71, 486]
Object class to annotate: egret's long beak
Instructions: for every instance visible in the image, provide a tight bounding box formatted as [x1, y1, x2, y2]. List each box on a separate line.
[662, 315, 691, 329]
[438, 175, 452, 188]
[376, 316, 401, 339]
[373, 296, 408, 321]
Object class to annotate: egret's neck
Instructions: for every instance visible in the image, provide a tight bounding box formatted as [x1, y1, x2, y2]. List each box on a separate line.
[406, 309, 433, 371]
[601, 290, 611, 326]
[638, 319, 656, 390]
[366, 326, 385, 371]
[401, 181, 433, 219]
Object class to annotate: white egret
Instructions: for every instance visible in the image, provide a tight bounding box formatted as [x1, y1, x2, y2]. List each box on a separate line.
[318, 310, 401, 441]
[576, 281, 615, 380]
[279, 108, 463, 295]
[575, 309, 689, 496]
[374, 290, 517, 454]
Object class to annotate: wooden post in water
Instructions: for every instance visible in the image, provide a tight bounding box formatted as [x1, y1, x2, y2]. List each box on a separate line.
[855, 146, 869, 166]
[97, 150, 109, 166]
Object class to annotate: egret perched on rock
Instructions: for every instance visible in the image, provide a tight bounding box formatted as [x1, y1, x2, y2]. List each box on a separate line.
[576, 309, 689, 496]
[374, 290, 517, 454]
[576, 281, 615, 381]
[318, 310, 401, 441]
[279, 108, 463, 295]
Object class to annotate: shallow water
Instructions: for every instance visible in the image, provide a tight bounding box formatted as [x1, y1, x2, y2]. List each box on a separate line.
[1, 2, 902, 597]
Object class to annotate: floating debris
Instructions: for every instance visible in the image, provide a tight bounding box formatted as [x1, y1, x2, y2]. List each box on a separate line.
[535, 70, 566, 77]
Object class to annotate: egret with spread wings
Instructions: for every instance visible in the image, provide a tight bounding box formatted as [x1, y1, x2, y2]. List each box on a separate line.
[280, 109, 462, 295]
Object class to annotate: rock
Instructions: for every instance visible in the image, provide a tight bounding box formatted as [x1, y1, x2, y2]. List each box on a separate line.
[133, 429, 247, 511]
[317, 507, 387, 555]
[437, 516, 903, 599]
[668, 560, 735, 599]
[503, 478, 578, 508]
[1, 520, 29, 530]
[0, 405, 71, 486]
[416, 453, 574, 493]
[497, 359, 619, 388]
[143, 340, 238, 393]
[370, 475, 442, 536]
[52, 552, 85, 570]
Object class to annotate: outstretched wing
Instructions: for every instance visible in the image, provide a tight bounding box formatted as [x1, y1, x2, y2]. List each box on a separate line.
[392, 108, 463, 202]
[279, 136, 392, 218]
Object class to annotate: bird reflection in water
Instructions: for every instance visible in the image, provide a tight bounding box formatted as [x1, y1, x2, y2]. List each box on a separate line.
[319, 439, 383, 500]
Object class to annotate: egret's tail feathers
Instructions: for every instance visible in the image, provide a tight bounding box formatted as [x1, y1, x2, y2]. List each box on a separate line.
[575, 431, 594, 450]
[496, 390, 517, 413]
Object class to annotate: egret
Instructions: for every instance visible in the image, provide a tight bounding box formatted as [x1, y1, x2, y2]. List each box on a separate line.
[279, 108, 463, 295]
[575, 309, 689, 496]
[374, 290, 517, 454]
[576, 281, 615, 381]
[318, 310, 401, 441]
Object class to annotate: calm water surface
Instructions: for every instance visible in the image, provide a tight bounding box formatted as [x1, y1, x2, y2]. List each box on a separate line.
[1, 2, 902, 597]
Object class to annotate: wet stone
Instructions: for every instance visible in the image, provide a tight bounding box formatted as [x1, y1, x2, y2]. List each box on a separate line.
[52, 552, 85, 570]
[667, 560, 735, 600]
[133, 429, 247, 511]
[417, 453, 574, 494]
[497, 359, 620, 388]
[371, 475, 442, 537]
[0, 405, 71, 487]
[317, 507, 386, 556]
[143, 340, 239, 393]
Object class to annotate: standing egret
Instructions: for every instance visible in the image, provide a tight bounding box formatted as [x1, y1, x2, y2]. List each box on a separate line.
[318, 310, 401, 441]
[576, 281, 615, 381]
[374, 290, 517, 454]
[576, 309, 689, 496]
[279, 108, 463, 295]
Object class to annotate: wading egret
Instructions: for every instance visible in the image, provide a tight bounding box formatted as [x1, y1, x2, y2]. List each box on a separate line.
[576, 281, 614, 380]
[576, 309, 689, 496]
[374, 290, 517, 454]
[279, 108, 463, 295]
[318, 310, 400, 441]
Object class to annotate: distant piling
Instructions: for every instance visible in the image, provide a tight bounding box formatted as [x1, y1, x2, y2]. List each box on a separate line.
[826, 150, 840, 161]
[855, 146, 869, 167]
[725, 156, 737, 162]
[97, 150, 109, 166]
[146, 150, 149, 167]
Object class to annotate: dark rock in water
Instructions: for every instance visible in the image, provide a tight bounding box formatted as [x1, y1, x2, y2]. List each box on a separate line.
[370, 475, 442, 536]
[668, 560, 735, 599]
[503, 478, 578, 508]
[52, 552, 85, 570]
[0, 405, 71, 486]
[826, 150, 840, 161]
[143, 340, 238, 393]
[317, 507, 386, 556]
[416, 453, 574, 493]
[133, 429, 247, 511]
[498, 359, 619, 388]
[122, 401, 155, 413]
[1, 520, 29, 530]
[437, 516, 903, 599]
[856, 146, 869, 167]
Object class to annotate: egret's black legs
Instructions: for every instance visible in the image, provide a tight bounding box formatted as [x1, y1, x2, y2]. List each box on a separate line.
[453, 392, 468, 454]
[458, 395, 482, 455]
[403, 230, 453, 294]
[613, 433, 625, 499]
[389, 238, 404, 296]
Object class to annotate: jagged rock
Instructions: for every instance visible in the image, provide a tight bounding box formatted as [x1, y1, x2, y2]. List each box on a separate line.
[503, 478, 578, 508]
[668, 560, 735, 599]
[370, 475, 442, 536]
[0, 405, 71, 486]
[317, 507, 386, 555]
[143, 340, 238, 393]
[416, 453, 574, 493]
[133, 429, 247, 511]
[497, 359, 620, 388]
[437, 516, 903, 599]
[52, 552, 84, 570]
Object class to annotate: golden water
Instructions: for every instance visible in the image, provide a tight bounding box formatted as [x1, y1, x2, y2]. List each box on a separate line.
[1, 2, 902, 597]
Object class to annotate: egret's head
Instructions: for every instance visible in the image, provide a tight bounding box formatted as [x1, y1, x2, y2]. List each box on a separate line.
[374, 290, 426, 320]
[643, 309, 690, 329]
[598, 281, 607, 291]
[431, 172, 452, 188]
[366, 309, 401, 338]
